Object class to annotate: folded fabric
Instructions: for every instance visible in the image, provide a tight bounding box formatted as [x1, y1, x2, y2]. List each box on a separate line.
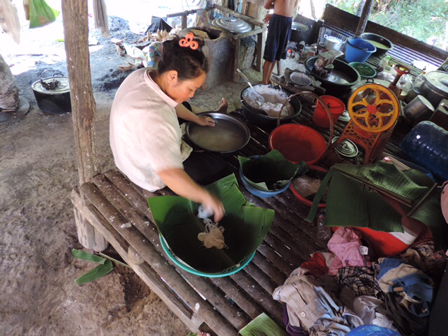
[328, 227, 371, 276]
[376, 292, 428, 336]
[378, 257, 434, 317]
[301, 252, 335, 278]
[352, 295, 398, 332]
[332, 265, 382, 298]
[283, 305, 308, 336]
[400, 240, 446, 281]
[273, 274, 363, 333]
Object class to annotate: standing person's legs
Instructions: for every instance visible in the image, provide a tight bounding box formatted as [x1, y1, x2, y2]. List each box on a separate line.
[262, 61, 274, 84]
[262, 14, 291, 84]
[263, 15, 278, 85]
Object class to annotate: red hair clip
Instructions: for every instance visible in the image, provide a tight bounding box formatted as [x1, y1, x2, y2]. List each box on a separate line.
[179, 32, 199, 50]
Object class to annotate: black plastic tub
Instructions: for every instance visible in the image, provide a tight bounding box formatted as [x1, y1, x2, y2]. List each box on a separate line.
[360, 32, 393, 57]
[304, 57, 361, 97]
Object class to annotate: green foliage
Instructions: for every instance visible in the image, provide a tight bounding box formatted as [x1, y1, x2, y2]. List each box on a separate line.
[326, 0, 448, 50]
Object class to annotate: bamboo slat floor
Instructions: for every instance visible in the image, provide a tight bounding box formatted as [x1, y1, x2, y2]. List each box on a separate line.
[71, 92, 413, 335]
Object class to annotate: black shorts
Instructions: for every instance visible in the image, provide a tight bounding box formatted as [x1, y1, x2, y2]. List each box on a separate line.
[263, 14, 292, 62]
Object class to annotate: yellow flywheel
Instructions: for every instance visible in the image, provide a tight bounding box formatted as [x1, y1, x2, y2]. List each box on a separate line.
[347, 83, 400, 133]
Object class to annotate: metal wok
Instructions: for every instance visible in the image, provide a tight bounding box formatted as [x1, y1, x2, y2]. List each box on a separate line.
[240, 84, 302, 126]
[185, 112, 251, 153]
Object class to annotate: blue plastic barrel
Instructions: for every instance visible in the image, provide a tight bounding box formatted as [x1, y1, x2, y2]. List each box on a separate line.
[400, 121, 448, 181]
[345, 38, 376, 63]
[347, 325, 401, 335]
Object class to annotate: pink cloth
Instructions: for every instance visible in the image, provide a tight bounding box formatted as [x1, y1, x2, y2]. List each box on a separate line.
[327, 227, 371, 276]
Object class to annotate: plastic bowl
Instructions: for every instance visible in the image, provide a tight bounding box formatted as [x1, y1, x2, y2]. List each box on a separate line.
[349, 62, 377, 79]
[239, 166, 290, 198]
[159, 234, 255, 278]
[269, 124, 327, 165]
[290, 165, 327, 208]
[345, 38, 376, 63]
[360, 32, 393, 57]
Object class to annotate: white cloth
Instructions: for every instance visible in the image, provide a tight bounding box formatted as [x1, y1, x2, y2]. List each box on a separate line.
[352, 296, 398, 331]
[110, 68, 192, 191]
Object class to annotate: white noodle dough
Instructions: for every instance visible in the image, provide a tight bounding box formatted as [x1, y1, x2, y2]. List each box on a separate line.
[244, 86, 293, 118]
[197, 218, 227, 249]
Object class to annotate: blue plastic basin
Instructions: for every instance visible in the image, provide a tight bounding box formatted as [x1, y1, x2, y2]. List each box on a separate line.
[345, 37, 376, 63]
[239, 156, 291, 198]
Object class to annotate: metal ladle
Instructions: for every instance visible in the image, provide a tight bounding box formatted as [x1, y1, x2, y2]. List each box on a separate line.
[237, 69, 265, 105]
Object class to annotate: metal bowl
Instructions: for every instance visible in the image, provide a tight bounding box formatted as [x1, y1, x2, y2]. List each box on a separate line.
[185, 112, 250, 153]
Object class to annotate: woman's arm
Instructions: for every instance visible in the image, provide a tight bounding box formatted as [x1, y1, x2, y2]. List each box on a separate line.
[175, 104, 215, 126]
[157, 168, 225, 222]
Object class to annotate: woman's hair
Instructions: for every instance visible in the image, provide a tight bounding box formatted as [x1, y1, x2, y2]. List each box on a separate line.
[158, 35, 209, 80]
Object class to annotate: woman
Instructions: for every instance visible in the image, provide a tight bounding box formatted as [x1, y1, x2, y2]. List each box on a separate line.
[110, 33, 227, 222]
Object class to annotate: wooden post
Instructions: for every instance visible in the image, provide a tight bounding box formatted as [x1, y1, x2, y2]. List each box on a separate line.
[63, 0, 107, 251]
[182, 14, 187, 29]
[355, 0, 373, 37]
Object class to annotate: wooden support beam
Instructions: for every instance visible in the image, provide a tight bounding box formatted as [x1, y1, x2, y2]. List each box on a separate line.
[355, 0, 373, 37]
[63, 0, 106, 250]
[62, 0, 98, 184]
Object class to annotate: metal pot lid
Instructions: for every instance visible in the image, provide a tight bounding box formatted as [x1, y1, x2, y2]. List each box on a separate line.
[332, 136, 359, 157]
[292, 22, 308, 32]
[32, 77, 70, 94]
[211, 17, 252, 34]
[424, 71, 448, 95]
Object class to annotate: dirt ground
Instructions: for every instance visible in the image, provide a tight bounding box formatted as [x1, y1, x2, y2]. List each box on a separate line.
[0, 7, 277, 336]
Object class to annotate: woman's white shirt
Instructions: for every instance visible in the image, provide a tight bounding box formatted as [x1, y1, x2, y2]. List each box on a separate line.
[110, 68, 192, 191]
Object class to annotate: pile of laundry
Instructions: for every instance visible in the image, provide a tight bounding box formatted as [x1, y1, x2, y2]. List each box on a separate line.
[273, 227, 446, 336]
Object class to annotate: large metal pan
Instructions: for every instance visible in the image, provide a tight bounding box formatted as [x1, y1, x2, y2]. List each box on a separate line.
[240, 84, 302, 127]
[185, 112, 250, 153]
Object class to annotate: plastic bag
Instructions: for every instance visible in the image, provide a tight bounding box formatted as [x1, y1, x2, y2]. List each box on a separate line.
[29, 0, 59, 28]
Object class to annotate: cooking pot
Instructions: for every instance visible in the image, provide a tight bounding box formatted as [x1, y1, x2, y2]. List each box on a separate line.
[324, 35, 343, 51]
[304, 56, 361, 96]
[185, 112, 250, 153]
[240, 84, 302, 127]
[413, 71, 448, 109]
[290, 22, 309, 43]
[32, 76, 71, 114]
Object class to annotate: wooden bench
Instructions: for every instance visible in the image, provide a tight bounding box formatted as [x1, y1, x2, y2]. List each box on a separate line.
[70, 93, 416, 335]
[71, 104, 335, 335]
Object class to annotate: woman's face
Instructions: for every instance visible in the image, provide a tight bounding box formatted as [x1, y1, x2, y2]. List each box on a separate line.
[167, 71, 207, 104]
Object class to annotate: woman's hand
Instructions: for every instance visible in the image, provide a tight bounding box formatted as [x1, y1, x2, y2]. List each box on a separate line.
[202, 191, 225, 222]
[157, 168, 225, 222]
[196, 116, 215, 127]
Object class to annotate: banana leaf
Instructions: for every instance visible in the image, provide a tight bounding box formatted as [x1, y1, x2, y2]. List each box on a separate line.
[75, 260, 113, 285]
[307, 162, 448, 251]
[72, 249, 106, 264]
[238, 150, 308, 191]
[239, 313, 289, 336]
[29, 0, 59, 28]
[148, 174, 275, 275]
